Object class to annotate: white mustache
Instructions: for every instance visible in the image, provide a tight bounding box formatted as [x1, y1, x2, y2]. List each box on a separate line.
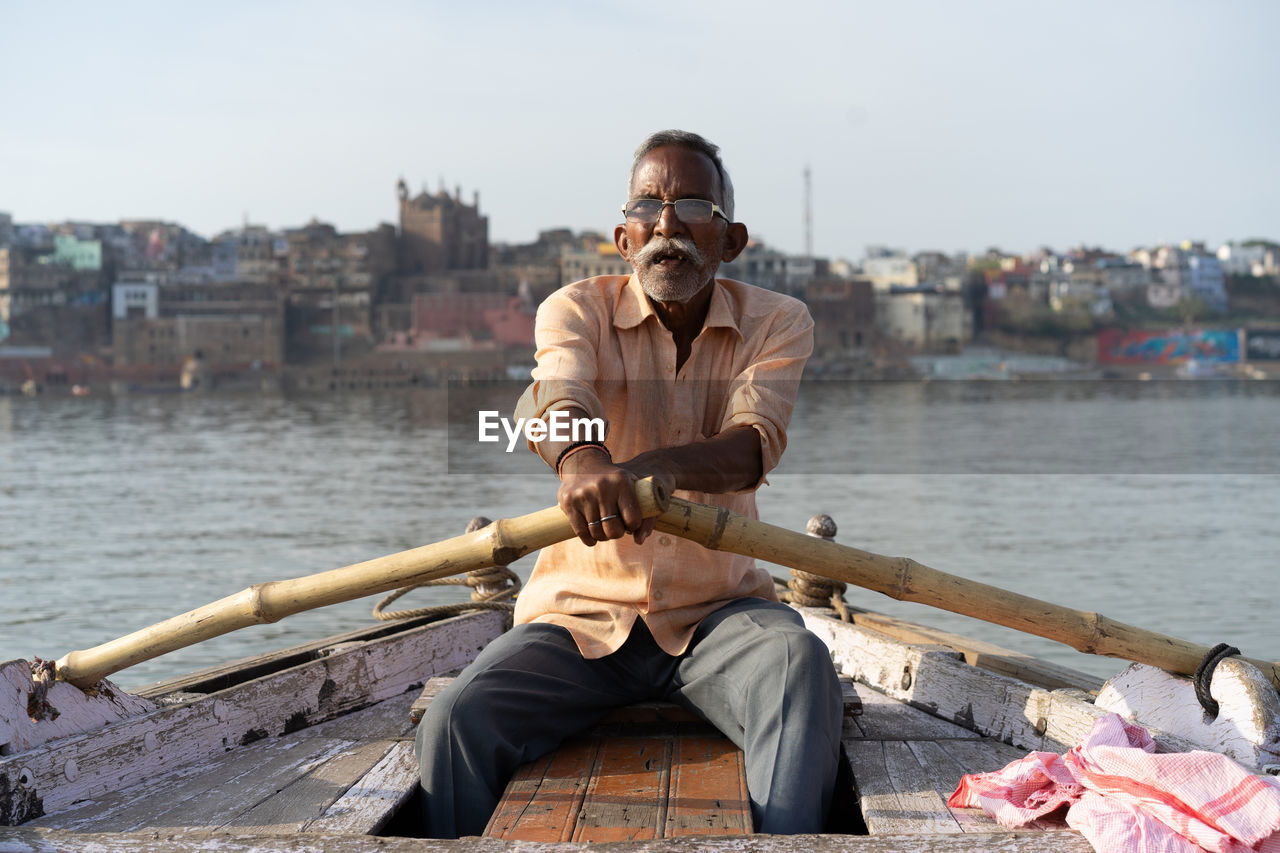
[632, 236, 702, 267]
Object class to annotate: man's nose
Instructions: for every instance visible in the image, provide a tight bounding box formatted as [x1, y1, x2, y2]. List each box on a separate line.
[652, 202, 688, 237]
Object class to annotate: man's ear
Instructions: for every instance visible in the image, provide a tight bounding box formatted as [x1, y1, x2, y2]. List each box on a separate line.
[721, 222, 749, 263]
[614, 224, 632, 261]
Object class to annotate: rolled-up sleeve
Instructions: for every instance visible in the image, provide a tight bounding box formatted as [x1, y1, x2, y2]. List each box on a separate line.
[514, 289, 611, 464]
[719, 302, 813, 487]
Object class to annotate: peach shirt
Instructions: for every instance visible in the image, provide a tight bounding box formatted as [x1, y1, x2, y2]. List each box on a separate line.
[512, 274, 814, 659]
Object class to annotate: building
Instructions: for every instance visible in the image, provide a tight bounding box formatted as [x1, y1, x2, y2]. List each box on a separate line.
[397, 180, 488, 274]
[560, 241, 632, 284]
[50, 233, 102, 271]
[1049, 267, 1113, 316]
[721, 242, 816, 295]
[1135, 243, 1228, 313]
[1186, 252, 1228, 312]
[861, 246, 918, 292]
[1099, 259, 1150, 298]
[112, 220, 211, 273]
[1029, 254, 1070, 307]
[284, 220, 397, 291]
[0, 245, 107, 351]
[1217, 242, 1280, 278]
[876, 286, 970, 352]
[111, 279, 284, 374]
[913, 251, 968, 292]
[983, 267, 1032, 302]
[400, 289, 535, 350]
[805, 277, 874, 361]
[1147, 271, 1182, 310]
[211, 225, 284, 285]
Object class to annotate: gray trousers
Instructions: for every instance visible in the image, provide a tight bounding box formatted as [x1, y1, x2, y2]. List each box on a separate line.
[414, 597, 843, 837]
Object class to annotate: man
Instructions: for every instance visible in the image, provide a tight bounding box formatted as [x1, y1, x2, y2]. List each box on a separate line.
[416, 130, 842, 836]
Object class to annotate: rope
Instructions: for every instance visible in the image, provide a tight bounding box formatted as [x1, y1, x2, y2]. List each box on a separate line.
[29, 658, 59, 721]
[372, 516, 522, 622]
[774, 514, 852, 622]
[1193, 642, 1240, 719]
[786, 569, 851, 622]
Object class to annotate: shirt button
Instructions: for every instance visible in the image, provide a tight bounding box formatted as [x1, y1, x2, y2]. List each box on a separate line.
[658, 536, 671, 546]
[652, 590, 664, 601]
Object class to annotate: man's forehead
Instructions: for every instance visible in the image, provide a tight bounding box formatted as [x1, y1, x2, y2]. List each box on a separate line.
[630, 145, 720, 195]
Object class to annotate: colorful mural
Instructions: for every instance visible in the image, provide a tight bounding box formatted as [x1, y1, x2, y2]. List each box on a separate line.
[1097, 329, 1241, 365]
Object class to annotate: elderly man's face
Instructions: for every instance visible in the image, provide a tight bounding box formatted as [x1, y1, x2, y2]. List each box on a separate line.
[616, 145, 741, 304]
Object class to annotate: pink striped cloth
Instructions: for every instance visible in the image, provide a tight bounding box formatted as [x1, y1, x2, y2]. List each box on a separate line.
[949, 713, 1280, 852]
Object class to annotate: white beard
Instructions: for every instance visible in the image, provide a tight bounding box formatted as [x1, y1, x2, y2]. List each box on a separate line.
[631, 236, 717, 303]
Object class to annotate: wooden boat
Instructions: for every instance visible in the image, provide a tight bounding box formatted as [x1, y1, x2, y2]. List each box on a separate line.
[3, 493, 1279, 851]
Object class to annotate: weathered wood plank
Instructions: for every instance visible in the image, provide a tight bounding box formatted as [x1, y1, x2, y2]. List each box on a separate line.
[844, 683, 979, 742]
[665, 734, 751, 835]
[845, 739, 962, 835]
[302, 692, 416, 742]
[484, 740, 597, 841]
[30, 735, 356, 832]
[0, 610, 505, 825]
[0, 825, 1103, 852]
[805, 614, 1202, 758]
[305, 740, 420, 835]
[228, 739, 399, 833]
[917, 739, 1071, 834]
[1095, 661, 1280, 771]
[839, 609, 1103, 692]
[0, 661, 157, 755]
[484, 753, 556, 840]
[409, 676, 458, 725]
[487, 712, 753, 841]
[902, 740, 998, 834]
[807, 616, 1045, 748]
[26, 692, 416, 833]
[573, 737, 671, 842]
[135, 613, 475, 698]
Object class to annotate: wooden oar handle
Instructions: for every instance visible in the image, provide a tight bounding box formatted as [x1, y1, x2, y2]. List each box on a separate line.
[634, 476, 669, 517]
[653, 493, 1280, 691]
[56, 478, 670, 688]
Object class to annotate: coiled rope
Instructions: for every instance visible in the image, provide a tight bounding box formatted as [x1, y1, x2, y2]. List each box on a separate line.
[775, 514, 852, 622]
[1193, 642, 1240, 719]
[372, 516, 522, 621]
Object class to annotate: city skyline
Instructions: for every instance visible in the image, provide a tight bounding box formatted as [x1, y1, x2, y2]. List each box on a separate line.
[3, 1, 1277, 259]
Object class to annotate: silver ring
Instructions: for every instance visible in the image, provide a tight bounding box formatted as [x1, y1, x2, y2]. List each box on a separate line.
[589, 514, 621, 527]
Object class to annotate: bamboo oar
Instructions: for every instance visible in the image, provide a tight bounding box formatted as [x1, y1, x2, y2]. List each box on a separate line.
[653, 494, 1280, 690]
[54, 478, 670, 688]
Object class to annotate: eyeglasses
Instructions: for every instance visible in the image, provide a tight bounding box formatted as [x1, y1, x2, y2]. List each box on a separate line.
[622, 198, 730, 225]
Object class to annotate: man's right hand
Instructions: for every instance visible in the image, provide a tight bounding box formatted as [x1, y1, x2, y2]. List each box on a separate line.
[557, 449, 669, 547]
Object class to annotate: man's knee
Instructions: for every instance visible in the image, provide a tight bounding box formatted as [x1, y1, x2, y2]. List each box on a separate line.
[418, 674, 481, 739]
[416, 623, 574, 759]
[762, 625, 839, 693]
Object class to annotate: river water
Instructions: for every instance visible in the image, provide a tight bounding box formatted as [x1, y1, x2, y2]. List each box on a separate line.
[1, 379, 1277, 690]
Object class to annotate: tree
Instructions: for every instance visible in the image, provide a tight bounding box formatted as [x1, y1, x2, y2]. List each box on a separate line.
[1175, 296, 1209, 327]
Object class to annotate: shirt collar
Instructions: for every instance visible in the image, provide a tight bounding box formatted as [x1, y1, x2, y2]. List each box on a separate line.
[615, 274, 743, 339]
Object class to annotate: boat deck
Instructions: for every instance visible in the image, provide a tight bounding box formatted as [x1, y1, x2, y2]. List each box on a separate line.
[22, 691, 420, 837]
[1, 608, 1115, 851]
[8, 683, 1093, 851]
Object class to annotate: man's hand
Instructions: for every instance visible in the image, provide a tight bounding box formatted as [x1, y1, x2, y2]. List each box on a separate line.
[557, 448, 672, 547]
[540, 407, 761, 548]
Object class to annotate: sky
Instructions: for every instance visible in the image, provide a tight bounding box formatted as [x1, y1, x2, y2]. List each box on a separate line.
[3, 1, 1277, 261]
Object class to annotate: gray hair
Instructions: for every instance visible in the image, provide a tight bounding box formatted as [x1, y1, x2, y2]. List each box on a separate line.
[628, 129, 735, 221]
